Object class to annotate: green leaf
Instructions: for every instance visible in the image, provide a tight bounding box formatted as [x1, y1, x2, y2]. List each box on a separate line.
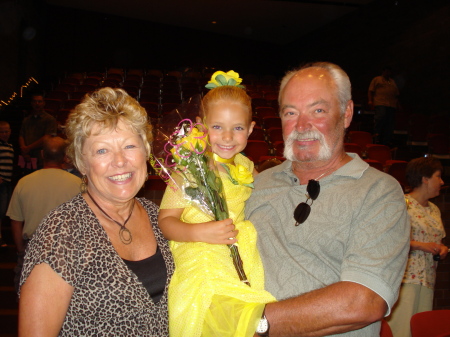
[228, 78, 237, 86]
[206, 170, 219, 190]
[221, 163, 238, 185]
[215, 74, 228, 86]
[205, 83, 216, 89]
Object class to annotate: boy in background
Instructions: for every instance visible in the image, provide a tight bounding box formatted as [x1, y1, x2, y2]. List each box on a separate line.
[0, 121, 14, 249]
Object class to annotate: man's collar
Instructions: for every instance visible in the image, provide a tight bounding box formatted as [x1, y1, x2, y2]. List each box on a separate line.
[274, 153, 368, 180]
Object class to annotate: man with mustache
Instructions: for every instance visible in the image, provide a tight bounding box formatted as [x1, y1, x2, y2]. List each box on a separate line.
[246, 62, 410, 336]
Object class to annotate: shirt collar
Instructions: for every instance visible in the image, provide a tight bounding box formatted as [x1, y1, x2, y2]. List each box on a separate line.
[273, 153, 369, 182]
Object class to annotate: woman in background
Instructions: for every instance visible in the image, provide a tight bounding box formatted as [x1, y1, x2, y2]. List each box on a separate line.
[388, 156, 448, 337]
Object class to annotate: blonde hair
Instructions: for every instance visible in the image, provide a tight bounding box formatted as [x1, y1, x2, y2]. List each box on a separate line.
[201, 86, 252, 122]
[65, 87, 152, 173]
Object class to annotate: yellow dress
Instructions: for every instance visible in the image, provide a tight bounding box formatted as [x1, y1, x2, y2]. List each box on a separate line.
[160, 154, 276, 337]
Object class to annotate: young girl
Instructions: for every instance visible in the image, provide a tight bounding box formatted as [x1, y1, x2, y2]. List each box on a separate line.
[159, 73, 275, 337]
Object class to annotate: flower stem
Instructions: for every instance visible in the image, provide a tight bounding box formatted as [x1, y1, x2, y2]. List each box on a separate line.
[228, 244, 251, 287]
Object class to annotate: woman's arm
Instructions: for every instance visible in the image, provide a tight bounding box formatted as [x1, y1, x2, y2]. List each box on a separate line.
[410, 240, 442, 254]
[158, 208, 238, 244]
[438, 242, 448, 259]
[19, 263, 74, 337]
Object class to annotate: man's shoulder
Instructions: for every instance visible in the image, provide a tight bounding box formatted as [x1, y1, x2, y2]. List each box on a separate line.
[22, 168, 81, 184]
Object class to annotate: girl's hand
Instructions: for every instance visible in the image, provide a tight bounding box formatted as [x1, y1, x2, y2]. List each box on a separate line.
[193, 218, 238, 245]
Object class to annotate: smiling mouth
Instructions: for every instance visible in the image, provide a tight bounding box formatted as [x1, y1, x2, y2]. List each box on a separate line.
[109, 173, 132, 182]
[217, 145, 235, 149]
[297, 138, 317, 142]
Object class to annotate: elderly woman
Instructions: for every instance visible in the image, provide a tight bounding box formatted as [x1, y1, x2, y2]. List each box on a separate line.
[19, 88, 174, 336]
[388, 157, 448, 337]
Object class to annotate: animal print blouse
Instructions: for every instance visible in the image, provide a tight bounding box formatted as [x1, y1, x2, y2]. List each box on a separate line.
[20, 194, 174, 336]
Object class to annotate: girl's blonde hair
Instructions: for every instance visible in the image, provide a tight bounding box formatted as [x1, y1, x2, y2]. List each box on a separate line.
[201, 86, 252, 122]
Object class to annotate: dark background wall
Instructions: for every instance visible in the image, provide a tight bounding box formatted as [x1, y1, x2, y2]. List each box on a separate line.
[1, 0, 449, 116]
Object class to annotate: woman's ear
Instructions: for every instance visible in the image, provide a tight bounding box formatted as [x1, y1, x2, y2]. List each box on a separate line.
[422, 176, 429, 185]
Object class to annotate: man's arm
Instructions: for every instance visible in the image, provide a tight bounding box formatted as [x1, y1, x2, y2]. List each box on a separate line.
[20, 134, 52, 154]
[11, 220, 25, 254]
[264, 281, 386, 337]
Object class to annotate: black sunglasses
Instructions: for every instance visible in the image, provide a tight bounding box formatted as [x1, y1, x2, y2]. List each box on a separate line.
[294, 179, 320, 226]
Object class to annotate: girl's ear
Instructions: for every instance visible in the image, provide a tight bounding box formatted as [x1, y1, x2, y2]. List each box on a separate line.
[195, 116, 202, 124]
[247, 121, 256, 137]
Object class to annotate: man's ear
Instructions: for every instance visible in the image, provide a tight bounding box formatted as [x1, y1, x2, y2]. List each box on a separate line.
[344, 100, 354, 129]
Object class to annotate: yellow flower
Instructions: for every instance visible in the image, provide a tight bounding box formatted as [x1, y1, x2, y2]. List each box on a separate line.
[170, 146, 181, 162]
[179, 127, 207, 152]
[227, 164, 254, 185]
[208, 70, 243, 87]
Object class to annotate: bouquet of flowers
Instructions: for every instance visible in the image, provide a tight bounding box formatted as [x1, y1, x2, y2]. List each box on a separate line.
[150, 99, 250, 286]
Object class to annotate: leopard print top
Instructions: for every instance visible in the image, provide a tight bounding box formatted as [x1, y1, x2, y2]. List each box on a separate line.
[20, 194, 174, 336]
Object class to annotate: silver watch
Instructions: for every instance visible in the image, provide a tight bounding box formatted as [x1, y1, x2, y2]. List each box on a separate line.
[256, 314, 270, 336]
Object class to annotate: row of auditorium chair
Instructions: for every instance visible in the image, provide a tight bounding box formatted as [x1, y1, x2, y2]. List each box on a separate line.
[346, 130, 450, 158]
[380, 310, 450, 337]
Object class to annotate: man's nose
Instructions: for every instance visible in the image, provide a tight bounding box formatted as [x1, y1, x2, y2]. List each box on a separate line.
[295, 114, 312, 131]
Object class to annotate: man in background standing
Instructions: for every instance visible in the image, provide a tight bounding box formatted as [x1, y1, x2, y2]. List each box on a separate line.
[19, 94, 57, 170]
[7, 136, 80, 291]
[368, 66, 400, 146]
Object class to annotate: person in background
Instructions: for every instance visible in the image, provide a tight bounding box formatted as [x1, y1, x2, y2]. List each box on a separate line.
[7, 136, 81, 291]
[19, 94, 57, 170]
[0, 121, 14, 249]
[387, 156, 448, 337]
[246, 62, 410, 336]
[368, 66, 400, 146]
[18, 88, 173, 336]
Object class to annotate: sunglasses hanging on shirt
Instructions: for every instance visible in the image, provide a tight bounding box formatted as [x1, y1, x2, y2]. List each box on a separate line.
[293, 156, 346, 226]
[294, 179, 320, 226]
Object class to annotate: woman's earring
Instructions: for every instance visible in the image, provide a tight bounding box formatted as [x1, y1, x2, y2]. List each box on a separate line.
[80, 175, 88, 193]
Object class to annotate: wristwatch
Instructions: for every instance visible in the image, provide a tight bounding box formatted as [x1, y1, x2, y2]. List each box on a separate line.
[256, 313, 270, 336]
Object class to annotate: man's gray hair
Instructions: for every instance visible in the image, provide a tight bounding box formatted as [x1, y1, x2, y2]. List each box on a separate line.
[279, 62, 352, 114]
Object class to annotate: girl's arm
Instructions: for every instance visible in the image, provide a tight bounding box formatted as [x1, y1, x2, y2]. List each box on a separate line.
[158, 208, 238, 244]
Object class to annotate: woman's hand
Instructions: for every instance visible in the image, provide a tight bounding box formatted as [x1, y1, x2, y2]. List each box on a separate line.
[193, 219, 238, 245]
[411, 241, 442, 255]
[438, 244, 448, 260]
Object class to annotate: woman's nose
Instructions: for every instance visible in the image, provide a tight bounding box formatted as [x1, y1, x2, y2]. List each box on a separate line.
[113, 150, 126, 167]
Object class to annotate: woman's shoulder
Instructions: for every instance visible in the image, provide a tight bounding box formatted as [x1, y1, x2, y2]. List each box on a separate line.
[35, 194, 89, 236]
[137, 197, 159, 211]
